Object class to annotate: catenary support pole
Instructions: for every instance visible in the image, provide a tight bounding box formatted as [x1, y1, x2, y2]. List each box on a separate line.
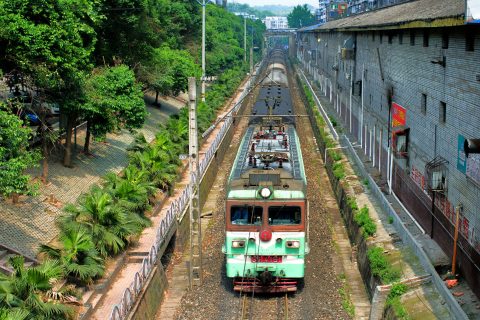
[201, 2, 206, 102]
[188, 77, 202, 288]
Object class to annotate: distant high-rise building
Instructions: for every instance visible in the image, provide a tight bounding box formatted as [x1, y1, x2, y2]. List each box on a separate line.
[263, 17, 289, 29]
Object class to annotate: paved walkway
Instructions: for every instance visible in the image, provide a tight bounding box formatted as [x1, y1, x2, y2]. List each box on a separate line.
[0, 93, 185, 258]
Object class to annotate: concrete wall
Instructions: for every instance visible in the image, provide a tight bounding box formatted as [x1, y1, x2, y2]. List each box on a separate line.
[297, 23, 480, 295]
[129, 264, 168, 320]
[298, 25, 480, 237]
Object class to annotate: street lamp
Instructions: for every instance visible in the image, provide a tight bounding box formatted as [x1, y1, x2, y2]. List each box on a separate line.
[196, 0, 213, 102]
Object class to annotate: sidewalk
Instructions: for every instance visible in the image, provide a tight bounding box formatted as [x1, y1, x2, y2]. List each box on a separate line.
[299, 67, 479, 319]
[0, 93, 185, 258]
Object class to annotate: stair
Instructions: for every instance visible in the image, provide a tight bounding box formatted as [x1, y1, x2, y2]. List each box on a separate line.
[0, 244, 38, 275]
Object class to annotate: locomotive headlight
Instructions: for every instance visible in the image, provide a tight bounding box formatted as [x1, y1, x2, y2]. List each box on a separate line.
[259, 187, 272, 199]
[286, 240, 300, 248]
[232, 240, 246, 248]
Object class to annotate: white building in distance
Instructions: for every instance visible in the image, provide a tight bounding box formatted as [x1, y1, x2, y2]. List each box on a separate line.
[262, 16, 289, 29]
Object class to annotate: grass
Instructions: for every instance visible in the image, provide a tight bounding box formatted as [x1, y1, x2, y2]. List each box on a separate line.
[367, 246, 401, 284]
[362, 178, 369, 186]
[386, 283, 410, 319]
[333, 162, 346, 180]
[353, 206, 377, 238]
[338, 273, 355, 317]
[388, 216, 394, 224]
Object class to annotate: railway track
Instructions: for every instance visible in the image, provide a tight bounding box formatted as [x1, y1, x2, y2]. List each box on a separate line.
[240, 293, 289, 320]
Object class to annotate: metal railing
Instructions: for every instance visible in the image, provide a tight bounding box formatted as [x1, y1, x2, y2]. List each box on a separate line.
[107, 61, 264, 320]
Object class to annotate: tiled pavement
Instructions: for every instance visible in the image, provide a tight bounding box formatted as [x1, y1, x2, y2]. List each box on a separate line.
[0, 94, 184, 258]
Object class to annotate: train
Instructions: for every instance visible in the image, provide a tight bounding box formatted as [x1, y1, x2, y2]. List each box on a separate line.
[222, 49, 309, 293]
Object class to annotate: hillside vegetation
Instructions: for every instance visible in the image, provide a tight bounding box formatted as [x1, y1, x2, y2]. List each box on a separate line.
[0, 1, 265, 318]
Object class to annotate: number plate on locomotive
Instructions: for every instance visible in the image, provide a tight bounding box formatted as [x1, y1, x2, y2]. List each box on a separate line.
[250, 256, 283, 263]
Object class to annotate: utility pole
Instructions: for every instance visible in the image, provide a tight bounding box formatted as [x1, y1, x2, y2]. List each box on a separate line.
[196, 0, 211, 102]
[250, 47, 253, 74]
[201, 2, 206, 102]
[188, 77, 202, 288]
[244, 16, 247, 62]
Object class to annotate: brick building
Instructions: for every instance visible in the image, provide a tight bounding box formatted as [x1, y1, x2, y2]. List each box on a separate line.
[297, 0, 480, 296]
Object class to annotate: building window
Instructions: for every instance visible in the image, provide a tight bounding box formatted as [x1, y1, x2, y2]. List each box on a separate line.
[410, 31, 415, 46]
[439, 101, 446, 123]
[372, 32, 375, 42]
[466, 34, 474, 51]
[421, 93, 427, 115]
[380, 32, 383, 44]
[388, 33, 393, 44]
[442, 32, 449, 49]
[423, 30, 429, 47]
[399, 32, 403, 45]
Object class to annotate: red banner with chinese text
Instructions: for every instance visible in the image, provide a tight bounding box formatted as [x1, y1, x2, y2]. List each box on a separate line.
[392, 102, 406, 127]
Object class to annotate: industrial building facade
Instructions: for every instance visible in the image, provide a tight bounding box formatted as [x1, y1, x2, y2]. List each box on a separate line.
[298, 0, 480, 296]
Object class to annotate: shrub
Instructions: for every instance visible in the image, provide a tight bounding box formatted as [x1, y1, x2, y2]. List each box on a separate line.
[367, 247, 400, 284]
[387, 283, 410, 319]
[346, 197, 358, 212]
[354, 206, 376, 238]
[333, 162, 346, 180]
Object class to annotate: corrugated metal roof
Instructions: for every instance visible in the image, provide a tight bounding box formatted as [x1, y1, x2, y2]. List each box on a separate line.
[299, 0, 465, 32]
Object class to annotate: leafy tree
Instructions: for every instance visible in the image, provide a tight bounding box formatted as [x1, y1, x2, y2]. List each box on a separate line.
[61, 186, 148, 257]
[0, 108, 40, 202]
[138, 47, 200, 105]
[287, 4, 315, 28]
[83, 65, 146, 154]
[0, 257, 73, 319]
[40, 227, 104, 284]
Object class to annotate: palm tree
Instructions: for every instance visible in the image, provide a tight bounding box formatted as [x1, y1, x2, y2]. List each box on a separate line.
[0, 257, 73, 319]
[104, 168, 156, 217]
[128, 151, 178, 193]
[61, 186, 145, 257]
[40, 227, 104, 284]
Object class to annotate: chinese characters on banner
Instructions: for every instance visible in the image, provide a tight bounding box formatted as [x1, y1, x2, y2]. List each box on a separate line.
[392, 102, 406, 127]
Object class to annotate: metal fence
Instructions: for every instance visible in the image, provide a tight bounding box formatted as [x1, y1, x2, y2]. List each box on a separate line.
[107, 62, 263, 320]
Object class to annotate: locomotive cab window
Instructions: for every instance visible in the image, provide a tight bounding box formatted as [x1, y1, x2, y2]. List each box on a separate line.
[268, 206, 301, 225]
[230, 206, 263, 225]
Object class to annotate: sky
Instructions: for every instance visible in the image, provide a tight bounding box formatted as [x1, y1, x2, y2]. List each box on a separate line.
[231, 0, 319, 7]
[468, 0, 480, 20]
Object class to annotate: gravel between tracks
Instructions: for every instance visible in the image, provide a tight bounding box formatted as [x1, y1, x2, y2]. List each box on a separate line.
[174, 61, 350, 320]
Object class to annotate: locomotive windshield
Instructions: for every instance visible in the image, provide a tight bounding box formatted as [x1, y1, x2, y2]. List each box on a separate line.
[268, 206, 301, 225]
[230, 205, 263, 225]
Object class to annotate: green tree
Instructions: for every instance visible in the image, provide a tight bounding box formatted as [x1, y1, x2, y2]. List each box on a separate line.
[61, 186, 148, 257]
[83, 65, 146, 154]
[138, 47, 200, 105]
[0, 257, 72, 319]
[287, 4, 315, 28]
[0, 108, 40, 203]
[0, 0, 99, 168]
[40, 227, 105, 284]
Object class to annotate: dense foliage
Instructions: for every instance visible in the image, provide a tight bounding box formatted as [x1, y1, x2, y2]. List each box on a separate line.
[1, 1, 265, 316]
[83, 65, 146, 152]
[0, 108, 40, 200]
[287, 4, 316, 28]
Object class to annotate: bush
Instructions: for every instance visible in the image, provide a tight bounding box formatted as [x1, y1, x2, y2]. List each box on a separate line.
[387, 283, 410, 319]
[347, 196, 359, 211]
[333, 162, 346, 180]
[354, 206, 376, 238]
[367, 247, 400, 284]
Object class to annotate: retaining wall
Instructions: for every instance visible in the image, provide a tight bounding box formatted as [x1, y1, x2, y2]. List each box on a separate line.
[294, 64, 468, 319]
